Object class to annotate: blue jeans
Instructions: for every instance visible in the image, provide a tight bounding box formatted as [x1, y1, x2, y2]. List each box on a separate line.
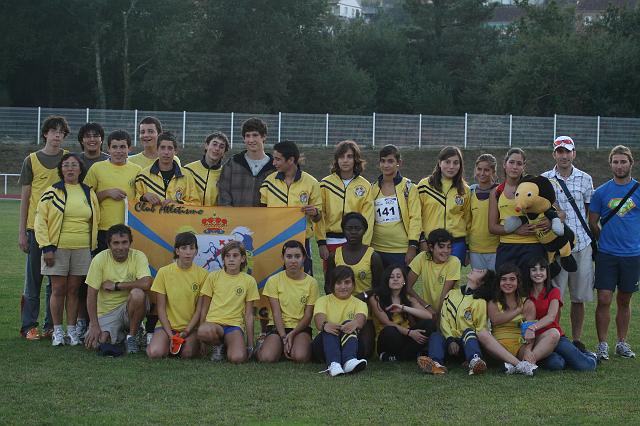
[375, 251, 407, 270]
[428, 330, 482, 365]
[21, 230, 52, 333]
[451, 239, 467, 265]
[540, 336, 597, 371]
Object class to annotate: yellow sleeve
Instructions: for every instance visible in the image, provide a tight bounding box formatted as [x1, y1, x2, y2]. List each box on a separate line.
[134, 172, 146, 200]
[133, 251, 151, 279]
[262, 276, 278, 299]
[439, 296, 456, 338]
[355, 298, 368, 317]
[310, 179, 322, 210]
[245, 275, 260, 302]
[408, 252, 423, 274]
[84, 167, 97, 190]
[473, 299, 488, 331]
[446, 257, 461, 281]
[34, 195, 52, 248]
[150, 268, 167, 294]
[464, 188, 472, 234]
[307, 278, 320, 305]
[362, 183, 374, 245]
[186, 173, 201, 205]
[200, 274, 214, 297]
[314, 295, 328, 316]
[85, 254, 104, 291]
[407, 181, 422, 242]
[259, 182, 268, 205]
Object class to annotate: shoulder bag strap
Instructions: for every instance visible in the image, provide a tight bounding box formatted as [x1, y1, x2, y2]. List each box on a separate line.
[555, 177, 593, 239]
[600, 181, 639, 227]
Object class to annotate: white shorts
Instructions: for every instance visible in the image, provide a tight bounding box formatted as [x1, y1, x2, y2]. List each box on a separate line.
[41, 248, 92, 276]
[97, 297, 149, 344]
[552, 245, 594, 303]
[470, 252, 496, 271]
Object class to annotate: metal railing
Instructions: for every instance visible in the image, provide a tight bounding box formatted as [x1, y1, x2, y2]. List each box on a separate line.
[1, 107, 639, 149]
[1, 173, 20, 196]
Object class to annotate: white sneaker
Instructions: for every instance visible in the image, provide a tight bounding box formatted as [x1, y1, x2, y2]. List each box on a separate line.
[468, 355, 486, 375]
[51, 329, 65, 346]
[504, 362, 517, 375]
[326, 362, 345, 377]
[210, 345, 226, 362]
[146, 332, 153, 347]
[68, 328, 80, 346]
[596, 341, 609, 361]
[343, 358, 367, 374]
[615, 341, 636, 358]
[515, 360, 538, 376]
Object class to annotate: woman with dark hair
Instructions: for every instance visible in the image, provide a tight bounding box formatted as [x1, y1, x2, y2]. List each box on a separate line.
[256, 240, 318, 363]
[313, 265, 368, 376]
[34, 153, 99, 346]
[325, 212, 383, 359]
[147, 232, 208, 359]
[369, 265, 434, 361]
[317, 140, 373, 263]
[417, 146, 470, 263]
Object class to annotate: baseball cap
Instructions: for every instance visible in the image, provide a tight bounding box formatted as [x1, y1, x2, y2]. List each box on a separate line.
[553, 136, 575, 151]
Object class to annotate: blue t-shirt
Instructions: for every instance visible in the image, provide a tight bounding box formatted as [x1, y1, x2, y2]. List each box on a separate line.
[590, 179, 640, 256]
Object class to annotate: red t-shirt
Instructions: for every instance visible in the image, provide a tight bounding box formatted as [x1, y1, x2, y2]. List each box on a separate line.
[528, 287, 564, 336]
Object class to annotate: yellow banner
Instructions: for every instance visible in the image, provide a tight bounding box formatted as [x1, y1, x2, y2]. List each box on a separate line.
[126, 201, 306, 289]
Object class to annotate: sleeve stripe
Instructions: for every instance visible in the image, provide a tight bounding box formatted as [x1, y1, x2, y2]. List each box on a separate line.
[135, 174, 165, 195]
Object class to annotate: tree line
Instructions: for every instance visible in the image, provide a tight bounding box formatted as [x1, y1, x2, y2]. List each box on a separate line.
[1, 0, 639, 117]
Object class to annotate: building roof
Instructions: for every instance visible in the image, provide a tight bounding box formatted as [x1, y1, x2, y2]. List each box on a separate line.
[576, 0, 638, 12]
[490, 5, 527, 24]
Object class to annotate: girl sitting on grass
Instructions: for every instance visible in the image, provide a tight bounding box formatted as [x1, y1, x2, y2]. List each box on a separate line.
[417, 268, 494, 376]
[197, 241, 259, 363]
[523, 257, 597, 371]
[256, 240, 318, 363]
[370, 264, 434, 362]
[147, 232, 208, 359]
[312, 265, 368, 377]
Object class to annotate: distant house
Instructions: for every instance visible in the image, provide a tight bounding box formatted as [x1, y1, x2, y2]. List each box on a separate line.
[576, 0, 638, 27]
[330, 0, 363, 19]
[488, 4, 527, 28]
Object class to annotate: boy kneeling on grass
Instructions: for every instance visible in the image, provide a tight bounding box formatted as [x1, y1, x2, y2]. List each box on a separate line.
[417, 268, 495, 375]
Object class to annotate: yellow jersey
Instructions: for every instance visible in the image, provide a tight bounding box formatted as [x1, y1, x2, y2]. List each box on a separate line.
[468, 184, 500, 253]
[135, 161, 200, 205]
[262, 271, 319, 328]
[183, 158, 223, 206]
[417, 177, 470, 239]
[440, 287, 488, 339]
[128, 152, 181, 169]
[408, 253, 460, 310]
[335, 246, 375, 295]
[26, 150, 68, 229]
[200, 270, 259, 329]
[314, 294, 368, 324]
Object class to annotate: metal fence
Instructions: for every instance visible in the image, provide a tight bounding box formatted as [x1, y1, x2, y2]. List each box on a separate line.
[1, 106, 639, 149]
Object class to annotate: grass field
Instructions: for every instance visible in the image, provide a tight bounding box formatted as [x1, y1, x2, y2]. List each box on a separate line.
[2, 200, 640, 425]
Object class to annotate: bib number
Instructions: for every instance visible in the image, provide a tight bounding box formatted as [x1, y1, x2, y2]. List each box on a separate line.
[375, 197, 401, 224]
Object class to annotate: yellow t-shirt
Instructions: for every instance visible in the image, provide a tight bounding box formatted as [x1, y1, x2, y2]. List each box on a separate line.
[491, 301, 525, 342]
[85, 249, 151, 316]
[498, 191, 538, 244]
[128, 153, 181, 169]
[371, 193, 407, 253]
[372, 306, 410, 335]
[335, 246, 374, 295]
[57, 184, 92, 249]
[200, 270, 259, 329]
[408, 253, 461, 309]
[262, 271, 319, 328]
[468, 187, 500, 253]
[151, 262, 208, 331]
[314, 294, 368, 324]
[84, 161, 141, 230]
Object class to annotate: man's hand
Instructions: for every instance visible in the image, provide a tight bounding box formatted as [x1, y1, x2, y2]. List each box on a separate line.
[99, 188, 127, 201]
[18, 231, 29, 253]
[84, 324, 102, 349]
[43, 251, 55, 267]
[102, 280, 116, 291]
[143, 193, 163, 205]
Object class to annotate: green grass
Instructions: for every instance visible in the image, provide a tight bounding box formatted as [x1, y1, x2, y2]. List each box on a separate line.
[2, 200, 640, 425]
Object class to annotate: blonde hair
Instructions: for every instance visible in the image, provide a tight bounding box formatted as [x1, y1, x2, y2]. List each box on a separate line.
[609, 145, 634, 164]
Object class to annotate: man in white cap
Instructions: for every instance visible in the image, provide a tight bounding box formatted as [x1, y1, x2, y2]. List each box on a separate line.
[541, 136, 594, 352]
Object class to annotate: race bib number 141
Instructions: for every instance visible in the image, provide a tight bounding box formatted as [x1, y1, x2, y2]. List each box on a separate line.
[375, 197, 401, 224]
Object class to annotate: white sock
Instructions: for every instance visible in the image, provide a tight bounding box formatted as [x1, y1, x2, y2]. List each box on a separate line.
[53, 325, 63, 333]
[126, 334, 133, 340]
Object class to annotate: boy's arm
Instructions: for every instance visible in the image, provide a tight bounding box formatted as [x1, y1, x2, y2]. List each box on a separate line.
[18, 185, 31, 252]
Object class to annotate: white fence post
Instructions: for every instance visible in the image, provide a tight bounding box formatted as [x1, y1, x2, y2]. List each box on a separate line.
[372, 112, 376, 147]
[553, 114, 557, 140]
[230, 112, 234, 149]
[418, 114, 422, 149]
[36, 106, 42, 144]
[278, 112, 282, 142]
[325, 113, 329, 147]
[133, 109, 138, 147]
[509, 114, 513, 147]
[182, 111, 186, 148]
[464, 113, 468, 149]
[86, 108, 90, 123]
[596, 116, 601, 149]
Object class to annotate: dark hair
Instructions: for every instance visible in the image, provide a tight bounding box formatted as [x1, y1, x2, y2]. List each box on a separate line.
[157, 131, 178, 149]
[173, 232, 198, 259]
[139, 116, 162, 134]
[107, 130, 132, 148]
[331, 140, 365, 175]
[374, 264, 411, 321]
[241, 117, 267, 137]
[77, 122, 105, 149]
[473, 269, 497, 301]
[41, 115, 70, 141]
[494, 263, 522, 306]
[57, 152, 86, 182]
[503, 148, 526, 179]
[205, 131, 230, 152]
[523, 256, 553, 298]
[341, 212, 368, 234]
[281, 240, 307, 258]
[221, 240, 247, 271]
[107, 224, 133, 245]
[428, 146, 466, 196]
[327, 265, 355, 294]
[426, 228, 453, 246]
[379, 144, 400, 161]
[273, 140, 299, 163]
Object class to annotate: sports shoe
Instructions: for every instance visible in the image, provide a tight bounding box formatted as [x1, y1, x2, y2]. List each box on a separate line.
[515, 360, 538, 376]
[51, 329, 65, 346]
[126, 335, 139, 354]
[615, 341, 636, 358]
[76, 320, 87, 343]
[321, 362, 344, 377]
[68, 328, 80, 346]
[504, 362, 517, 375]
[417, 356, 447, 375]
[24, 327, 41, 340]
[210, 345, 226, 362]
[135, 327, 147, 349]
[596, 341, 609, 361]
[468, 355, 487, 375]
[343, 358, 367, 374]
[379, 352, 398, 362]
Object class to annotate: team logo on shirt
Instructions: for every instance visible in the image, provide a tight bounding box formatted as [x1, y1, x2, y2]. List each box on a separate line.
[299, 191, 309, 204]
[235, 287, 244, 296]
[455, 195, 464, 206]
[191, 283, 199, 292]
[608, 198, 636, 217]
[359, 270, 367, 280]
[347, 311, 355, 320]
[175, 188, 184, 203]
[354, 186, 366, 197]
[300, 295, 308, 304]
[404, 181, 412, 198]
[464, 307, 472, 321]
